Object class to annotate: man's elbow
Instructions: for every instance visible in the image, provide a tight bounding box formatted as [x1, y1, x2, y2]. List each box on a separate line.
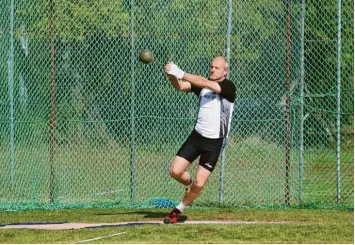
[205, 82, 221, 93]
[172, 84, 184, 91]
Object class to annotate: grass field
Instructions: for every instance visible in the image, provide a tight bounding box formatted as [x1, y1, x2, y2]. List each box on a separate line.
[0, 208, 353, 243]
[0, 134, 353, 243]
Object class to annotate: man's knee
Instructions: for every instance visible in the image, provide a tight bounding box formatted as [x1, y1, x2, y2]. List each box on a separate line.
[169, 166, 183, 178]
[169, 157, 190, 178]
[169, 168, 178, 178]
[192, 179, 206, 190]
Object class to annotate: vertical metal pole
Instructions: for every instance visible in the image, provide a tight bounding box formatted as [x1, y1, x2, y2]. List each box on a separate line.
[219, 0, 232, 203]
[129, 0, 136, 201]
[8, 0, 15, 190]
[284, 0, 292, 206]
[336, 0, 342, 203]
[49, 0, 56, 203]
[298, 0, 306, 202]
[225, 0, 233, 67]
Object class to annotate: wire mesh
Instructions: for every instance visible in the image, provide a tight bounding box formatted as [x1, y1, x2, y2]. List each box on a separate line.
[0, 0, 353, 211]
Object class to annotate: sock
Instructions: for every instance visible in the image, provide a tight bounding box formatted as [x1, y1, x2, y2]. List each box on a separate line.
[176, 202, 185, 212]
[186, 179, 193, 188]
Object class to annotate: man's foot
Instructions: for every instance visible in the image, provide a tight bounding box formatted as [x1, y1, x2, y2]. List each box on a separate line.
[163, 208, 181, 224]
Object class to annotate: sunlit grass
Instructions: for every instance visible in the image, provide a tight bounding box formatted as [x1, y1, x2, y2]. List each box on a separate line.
[0, 208, 353, 243]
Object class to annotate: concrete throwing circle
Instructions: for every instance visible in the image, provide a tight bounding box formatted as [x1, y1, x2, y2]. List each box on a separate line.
[0, 220, 289, 230]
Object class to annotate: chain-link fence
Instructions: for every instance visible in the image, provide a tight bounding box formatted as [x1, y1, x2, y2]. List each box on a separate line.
[0, 0, 353, 211]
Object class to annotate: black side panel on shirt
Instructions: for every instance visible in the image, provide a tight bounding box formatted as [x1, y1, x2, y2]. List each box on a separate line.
[219, 79, 236, 102]
[190, 84, 202, 97]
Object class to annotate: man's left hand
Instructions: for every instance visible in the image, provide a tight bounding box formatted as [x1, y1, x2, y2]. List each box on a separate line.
[166, 62, 185, 79]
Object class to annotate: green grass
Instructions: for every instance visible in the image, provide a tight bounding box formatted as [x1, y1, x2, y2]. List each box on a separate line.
[0, 208, 353, 243]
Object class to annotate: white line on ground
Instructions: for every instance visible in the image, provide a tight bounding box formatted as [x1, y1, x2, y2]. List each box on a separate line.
[74, 232, 127, 243]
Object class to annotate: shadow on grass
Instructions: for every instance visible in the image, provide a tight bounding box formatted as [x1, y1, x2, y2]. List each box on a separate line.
[95, 210, 188, 222]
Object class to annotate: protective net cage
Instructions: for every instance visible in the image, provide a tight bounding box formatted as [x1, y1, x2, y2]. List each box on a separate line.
[0, 0, 353, 211]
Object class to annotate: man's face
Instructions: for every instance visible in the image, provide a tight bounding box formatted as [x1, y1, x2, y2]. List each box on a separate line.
[209, 57, 228, 82]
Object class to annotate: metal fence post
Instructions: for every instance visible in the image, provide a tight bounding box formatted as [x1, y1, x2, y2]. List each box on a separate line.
[336, 0, 342, 203]
[8, 0, 15, 191]
[284, 0, 292, 206]
[219, 0, 233, 203]
[130, 0, 136, 201]
[298, 0, 306, 203]
[49, 0, 56, 203]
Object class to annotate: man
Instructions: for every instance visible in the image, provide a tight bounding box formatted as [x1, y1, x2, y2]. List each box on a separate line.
[163, 56, 236, 224]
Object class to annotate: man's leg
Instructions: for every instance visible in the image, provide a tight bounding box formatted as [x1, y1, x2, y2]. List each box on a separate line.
[163, 166, 211, 224]
[163, 156, 193, 224]
[169, 156, 193, 186]
[176, 138, 223, 213]
[181, 165, 211, 206]
[163, 130, 201, 224]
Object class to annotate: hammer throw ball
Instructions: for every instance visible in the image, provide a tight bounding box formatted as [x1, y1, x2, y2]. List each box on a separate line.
[138, 49, 154, 64]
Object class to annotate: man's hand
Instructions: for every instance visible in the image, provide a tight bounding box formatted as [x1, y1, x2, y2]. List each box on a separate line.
[165, 62, 185, 79]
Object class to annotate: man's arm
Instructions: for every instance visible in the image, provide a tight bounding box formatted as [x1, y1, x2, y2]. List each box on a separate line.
[182, 73, 221, 94]
[166, 62, 221, 94]
[167, 74, 191, 92]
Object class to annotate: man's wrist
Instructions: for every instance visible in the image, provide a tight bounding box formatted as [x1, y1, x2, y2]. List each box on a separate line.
[176, 70, 185, 79]
[168, 63, 185, 79]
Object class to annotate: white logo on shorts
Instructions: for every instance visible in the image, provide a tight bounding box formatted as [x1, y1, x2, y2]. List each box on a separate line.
[204, 163, 213, 169]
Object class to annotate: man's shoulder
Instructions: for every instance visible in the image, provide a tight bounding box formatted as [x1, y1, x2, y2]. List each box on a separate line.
[220, 79, 236, 90]
[221, 78, 235, 85]
[218, 79, 236, 102]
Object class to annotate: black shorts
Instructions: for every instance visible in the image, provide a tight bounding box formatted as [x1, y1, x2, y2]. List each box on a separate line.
[176, 130, 226, 172]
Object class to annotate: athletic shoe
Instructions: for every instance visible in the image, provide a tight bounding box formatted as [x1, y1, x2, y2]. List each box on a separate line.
[163, 208, 181, 224]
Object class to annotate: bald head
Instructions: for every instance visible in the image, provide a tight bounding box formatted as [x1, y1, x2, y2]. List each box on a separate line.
[209, 56, 229, 82]
[212, 56, 229, 69]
